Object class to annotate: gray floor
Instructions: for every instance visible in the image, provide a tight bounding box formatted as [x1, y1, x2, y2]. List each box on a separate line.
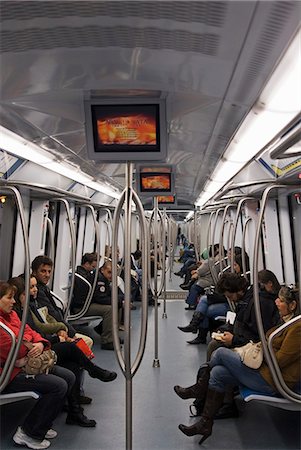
[1, 261, 300, 450]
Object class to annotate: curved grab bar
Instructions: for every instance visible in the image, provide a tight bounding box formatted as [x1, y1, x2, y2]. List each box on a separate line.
[46, 218, 55, 262]
[67, 273, 92, 320]
[241, 217, 252, 280]
[0, 186, 30, 392]
[209, 208, 224, 284]
[218, 204, 237, 274]
[206, 210, 216, 273]
[267, 315, 301, 402]
[53, 198, 76, 320]
[230, 197, 255, 271]
[67, 205, 100, 321]
[253, 184, 301, 403]
[0, 324, 17, 392]
[227, 222, 234, 267]
[111, 163, 148, 450]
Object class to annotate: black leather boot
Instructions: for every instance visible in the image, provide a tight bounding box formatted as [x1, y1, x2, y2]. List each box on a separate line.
[86, 363, 117, 382]
[187, 328, 208, 345]
[174, 363, 210, 400]
[178, 312, 203, 333]
[178, 389, 225, 444]
[66, 392, 96, 427]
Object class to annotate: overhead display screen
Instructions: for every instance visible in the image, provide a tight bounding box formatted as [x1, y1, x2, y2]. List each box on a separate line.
[84, 98, 167, 162]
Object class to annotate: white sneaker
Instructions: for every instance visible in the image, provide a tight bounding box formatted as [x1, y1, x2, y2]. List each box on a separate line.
[45, 429, 57, 439]
[13, 427, 51, 449]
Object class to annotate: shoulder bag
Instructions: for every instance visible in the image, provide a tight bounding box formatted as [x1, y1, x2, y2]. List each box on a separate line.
[233, 341, 263, 369]
[21, 340, 57, 375]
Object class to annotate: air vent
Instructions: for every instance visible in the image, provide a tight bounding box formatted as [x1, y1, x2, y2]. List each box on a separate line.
[0, 1, 227, 27]
[1, 26, 220, 56]
[236, 2, 297, 96]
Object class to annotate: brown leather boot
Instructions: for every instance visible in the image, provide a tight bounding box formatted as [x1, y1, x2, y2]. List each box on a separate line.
[173, 363, 210, 400]
[178, 389, 225, 444]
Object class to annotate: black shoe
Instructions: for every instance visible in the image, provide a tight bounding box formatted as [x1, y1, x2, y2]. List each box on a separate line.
[177, 325, 198, 333]
[66, 412, 96, 427]
[94, 323, 103, 335]
[214, 402, 239, 420]
[79, 395, 92, 405]
[180, 283, 191, 290]
[187, 336, 206, 344]
[130, 304, 137, 310]
[174, 272, 183, 277]
[89, 365, 117, 381]
[184, 305, 196, 310]
[119, 337, 124, 344]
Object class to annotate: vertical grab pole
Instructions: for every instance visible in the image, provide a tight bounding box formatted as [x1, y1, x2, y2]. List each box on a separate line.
[162, 209, 168, 319]
[111, 163, 149, 450]
[153, 197, 160, 367]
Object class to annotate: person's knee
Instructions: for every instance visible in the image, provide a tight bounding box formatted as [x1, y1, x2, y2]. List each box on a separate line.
[50, 375, 68, 397]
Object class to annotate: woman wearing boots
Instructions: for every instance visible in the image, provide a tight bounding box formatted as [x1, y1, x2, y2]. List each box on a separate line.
[178, 292, 230, 344]
[178, 254, 249, 344]
[174, 286, 300, 444]
[9, 276, 117, 428]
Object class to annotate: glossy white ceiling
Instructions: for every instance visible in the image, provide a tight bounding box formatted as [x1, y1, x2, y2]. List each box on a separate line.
[0, 1, 300, 211]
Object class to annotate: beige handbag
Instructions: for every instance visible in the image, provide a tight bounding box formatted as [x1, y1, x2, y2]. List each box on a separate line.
[233, 341, 263, 369]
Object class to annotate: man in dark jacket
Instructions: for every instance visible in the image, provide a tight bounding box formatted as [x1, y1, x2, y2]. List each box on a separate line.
[73, 255, 123, 351]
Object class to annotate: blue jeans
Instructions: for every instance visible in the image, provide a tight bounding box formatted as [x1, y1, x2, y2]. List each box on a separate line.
[209, 347, 276, 395]
[186, 284, 204, 306]
[4, 370, 68, 440]
[196, 295, 230, 329]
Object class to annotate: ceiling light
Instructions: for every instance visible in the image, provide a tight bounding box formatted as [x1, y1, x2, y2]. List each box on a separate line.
[0, 126, 120, 199]
[195, 29, 301, 207]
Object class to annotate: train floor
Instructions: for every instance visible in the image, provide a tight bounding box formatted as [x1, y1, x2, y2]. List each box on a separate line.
[1, 263, 300, 450]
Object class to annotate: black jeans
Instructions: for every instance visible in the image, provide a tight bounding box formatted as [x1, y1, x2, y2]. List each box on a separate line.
[4, 371, 68, 440]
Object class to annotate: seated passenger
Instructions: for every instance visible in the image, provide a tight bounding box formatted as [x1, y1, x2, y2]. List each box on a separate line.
[9, 276, 118, 427]
[72, 252, 116, 347]
[185, 271, 280, 419]
[258, 269, 281, 295]
[174, 286, 300, 445]
[31, 255, 92, 348]
[184, 244, 220, 310]
[178, 291, 230, 345]
[0, 282, 68, 450]
[178, 254, 251, 344]
[95, 260, 125, 350]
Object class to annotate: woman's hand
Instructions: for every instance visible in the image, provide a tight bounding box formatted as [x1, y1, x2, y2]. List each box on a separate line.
[57, 330, 69, 339]
[27, 342, 44, 357]
[220, 332, 233, 346]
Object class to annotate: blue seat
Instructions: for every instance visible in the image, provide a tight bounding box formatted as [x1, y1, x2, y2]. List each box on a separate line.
[239, 386, 300, 411]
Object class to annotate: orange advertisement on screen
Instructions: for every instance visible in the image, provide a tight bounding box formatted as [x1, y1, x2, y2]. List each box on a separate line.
[97, 114, 157, 145]
[157, 195, 175, 203]
[141, 174, 170, 190]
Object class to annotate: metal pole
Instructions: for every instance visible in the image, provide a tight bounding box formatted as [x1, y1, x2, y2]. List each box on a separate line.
[153, 197, 160, 367]
[111, 162, 149, 450]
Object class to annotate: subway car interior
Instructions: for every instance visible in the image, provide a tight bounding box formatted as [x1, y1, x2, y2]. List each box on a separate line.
[0, 1, 300, 450]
